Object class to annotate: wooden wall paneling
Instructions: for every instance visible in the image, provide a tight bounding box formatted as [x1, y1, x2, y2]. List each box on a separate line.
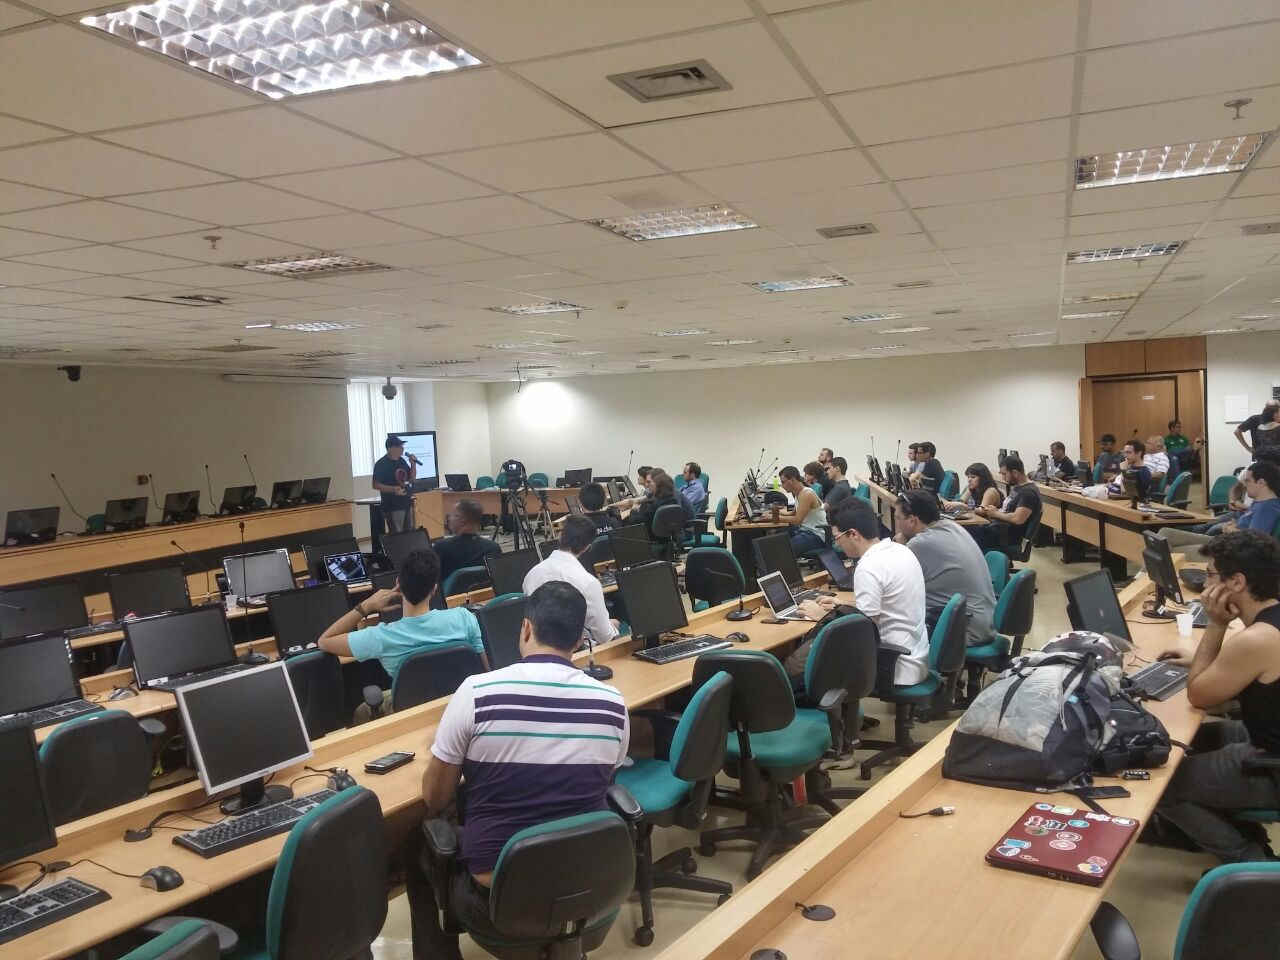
[1079, 378, 1094, 462]
[1146, 336, 1206, 372]
[1085, 340, 1146, 377]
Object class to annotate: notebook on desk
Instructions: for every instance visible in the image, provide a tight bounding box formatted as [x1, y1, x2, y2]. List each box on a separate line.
[985, 802, 1139, 887]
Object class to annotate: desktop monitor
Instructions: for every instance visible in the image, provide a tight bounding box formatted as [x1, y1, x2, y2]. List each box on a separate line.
[606, 480, 624, 503]
[608, 529, 654, 571]
[107, 566, 191, 620]
[303, 538, 360, 580]
[1064, 570, 1131, 643]
[0, 582, 88, 640]
[300, 477, 330, 504]
[444, 474, 471, 492]
[476, 595, 530, 670]
[267, 583, 350, 658]
[371, 569, 399, 591]
[0, 720, 57, 885]
[104, 496, 149, 531]
[322, 552, 368, 584]
[753, 532, 804, 589]
[220, 485, 257, 514]
[127, 604, 238, 690]
[737, 487, 754, 521]
[617, 562, 686, 646]
[394, 431, 439, 487]
[176, 661, 312, 814]
[270, 480, 303, 508]
[536, 539, 558, 561]
[998, 448, 1009, 468]
[563, 468, 592, 488]
[222, 548, 295, 599]
[380, 527, 431, 573]
[0, 633, 80, 717]
[162, 490, 200, 524]
[484, 548, 540, 597]
[3, 506, 59, 546]
[622, 475, 638, 498]
[1142, 532, 1185, 608]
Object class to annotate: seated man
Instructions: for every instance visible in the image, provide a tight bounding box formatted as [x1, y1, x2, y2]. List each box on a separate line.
[894, 491, 995, 646]
[1107, 440, 1153, 501]
[1144, 435, 1170, 483]
[406, 581, 629, 958]
[432, 498, 501, 586]
[679, 461, 708, 517]
[1165, 419, 1200, 474]
[974, 455, 1042, 553]
[522, 514, 619, 647]
[910, 442, 945, 491]
[1095, 433, 1125, 479]
[777, 465, 828, 555]
[1049, 441, 1076, 480]
[319, 549, 485, 721]
[1156, 530, 1280, 862]
[1159, 460, 1280, 552]
[579, 481, 623, 537]
[823, 456, 854, 510]
[804, 461, 834, 501]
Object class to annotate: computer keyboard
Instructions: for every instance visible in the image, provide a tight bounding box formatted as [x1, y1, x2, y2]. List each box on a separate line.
[792, 587, 823, 602]
[633, 635, 733, 665]
[65, 621, 120, 639]
[1126, 661, 1189, 701]
[149, 662, 252, 693]
[0, 877, 111, 946]
[11, 699, 104, 729]
[174, 789, 336, 858]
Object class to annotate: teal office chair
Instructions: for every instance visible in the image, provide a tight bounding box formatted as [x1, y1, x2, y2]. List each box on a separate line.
[363, 643, 484, 718]
[615, 671, 734, 945]
[854, 482, 871, 500]
[1151, 471, 1170, 502]
[1091, 862, 1280, 960]
[476, 475, 496, 490]
[40, 710, 164, 825]
[1208, 475, 1237, 514]
[528, 472, 549, 488]
[675, 475, 687, 490]
[809, 482, 823, 497]
[1163, 470, 1193, 510]
[939, 471, 959, 500]
[120, 920, 220, 960]
[441, 565, 491, 599]
[1092, 460, 1106, 484]
[284, 652, 346, 740]
[985, 550, 1010, 595]
[963, 569, 1037, 703]
[800, 613, 878, 804]
[684, 547, 746, 613]
[711, 497, 729, 547]
[682, 516, 720, 550]
[859, 594, 970, 779]
[701, 473, 710, 497]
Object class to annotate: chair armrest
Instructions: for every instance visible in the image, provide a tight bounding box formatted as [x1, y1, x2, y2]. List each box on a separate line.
[1243, 753, 1280, 774]
[1089, 902, 1140, 960]
[137, 717, 167, 738]
[816, 688, 847, 752]
[606, 783, 643, 823]
[140, 917, 239, 957]
[630, 709, 681, 760]
[873, 649, 903, 696]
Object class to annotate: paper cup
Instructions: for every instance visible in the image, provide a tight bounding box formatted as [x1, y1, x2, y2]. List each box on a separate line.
[1176, 612, 1194, 638]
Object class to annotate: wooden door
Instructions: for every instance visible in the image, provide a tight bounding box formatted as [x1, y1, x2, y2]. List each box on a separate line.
[1089, 377, 1177, 448]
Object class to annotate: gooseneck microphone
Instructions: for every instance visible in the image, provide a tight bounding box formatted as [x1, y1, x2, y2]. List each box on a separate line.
[755, 447, 766, 476]
[171, 539, 214, 601]
[50, 473, 86, 523]
[581, 629, 613, 681]
[205, 464, 216, 513]
[242, 453, 257, 486]
[148, 473, 161, 508]
[706, 567, 754, 621]
[625, 449, 634, 478]
[895, 439, 902, 464]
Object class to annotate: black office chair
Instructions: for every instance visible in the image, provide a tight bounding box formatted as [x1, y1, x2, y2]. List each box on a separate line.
[284, 651, 346, 740]
[684, 547, 746, 612]
[651, 504, 687, 562]
[579, 535, 614, 575]
[422, 800, 636, 960]
[39, 710, 164, 825]
[363, 643, 485, 718]
[476, 592, 528, 670]
[761, 491, 788, 507]
[614, 670, 734, 945]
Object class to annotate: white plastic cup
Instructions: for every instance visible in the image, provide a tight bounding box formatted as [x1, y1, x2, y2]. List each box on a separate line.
[1176, 612, 1194, 638]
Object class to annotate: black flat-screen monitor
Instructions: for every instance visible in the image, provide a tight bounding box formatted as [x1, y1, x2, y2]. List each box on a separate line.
[476, 595, 530, 670]
[162, 490, 200, 523]
[104, 496, 148, 531]
[617, 562, 686, 646]
[380, 528, 432, 573]
[608, 529, 653, 571]
[267, 583, 350, 657]
[300, 477, 330, 504]
[303, 538, 360, 580]
[0, 633, 80, 715]
[1064, 569, 1131, 643]
[220, 485, 257, 513]
[107, 566, 191, 620]
[0, 720, 57, 871]
[127, 604, 237, 689]
[222, 548, 295, 599]
[563, 468, 592, 488]
[270, 480, 303, 508]
[606, 480, 624, 503]
[0, 582, 87, 640]
[4, 506, 59, 546]
[753, 532, 804, 590]
[485, 548, 540, 597]
[444, 474, 470, 492]
[1142, 531, 1186, 606]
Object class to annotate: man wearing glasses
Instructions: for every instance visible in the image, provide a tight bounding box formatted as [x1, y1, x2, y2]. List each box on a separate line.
[1155, 530, 1280, 863]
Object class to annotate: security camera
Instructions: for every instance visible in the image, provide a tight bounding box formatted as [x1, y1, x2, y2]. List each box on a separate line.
[58, 365, 81, 382]
[381, 377, 397, 400]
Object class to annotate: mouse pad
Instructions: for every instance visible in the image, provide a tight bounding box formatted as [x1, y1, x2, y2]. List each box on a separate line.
[985, 803, 1139, 886]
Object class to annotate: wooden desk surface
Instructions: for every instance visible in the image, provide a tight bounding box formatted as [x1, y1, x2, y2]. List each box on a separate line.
[655, 575, 1207, 960]
[1035, 483, 1211, 525]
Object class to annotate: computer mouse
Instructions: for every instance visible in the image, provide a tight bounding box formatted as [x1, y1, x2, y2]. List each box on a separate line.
[140, 866, 184, 892]
[328, 768, 358, 791]
[726, 631, 751, 643]
[108, 686, 136, 701]
[239, 651, 270, 665]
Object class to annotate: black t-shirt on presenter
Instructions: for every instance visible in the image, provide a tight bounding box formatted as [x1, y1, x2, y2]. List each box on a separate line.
[374, 454, 411, 510]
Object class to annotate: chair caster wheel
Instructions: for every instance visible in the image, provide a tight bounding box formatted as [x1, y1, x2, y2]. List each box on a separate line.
[699, 840, 716, 856]
[717, 893, 730, 906]
[682, 856, 697, 875]
[634, 926, 654, 947]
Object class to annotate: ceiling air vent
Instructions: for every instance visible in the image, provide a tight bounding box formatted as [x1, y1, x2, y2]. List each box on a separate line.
[607, 59, 731, 102]
[194, 343, 275, 353]
[894, 280, 933, 289]
[125, 293, 231, 306]
[816, 222, 878, 239]
[1242, 222, 1280, 236]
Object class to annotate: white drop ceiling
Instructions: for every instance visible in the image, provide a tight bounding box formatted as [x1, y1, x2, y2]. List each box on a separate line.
[0, 0, 1279, 381]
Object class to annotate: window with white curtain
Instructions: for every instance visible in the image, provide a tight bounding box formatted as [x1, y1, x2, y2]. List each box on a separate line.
[346, 381, 406, 477]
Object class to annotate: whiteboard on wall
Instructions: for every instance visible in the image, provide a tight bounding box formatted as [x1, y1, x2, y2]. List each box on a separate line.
[1223, 394, 1250, 422]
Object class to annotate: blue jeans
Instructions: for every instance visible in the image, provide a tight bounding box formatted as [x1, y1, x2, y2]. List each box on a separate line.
[788, 527, 825, 555]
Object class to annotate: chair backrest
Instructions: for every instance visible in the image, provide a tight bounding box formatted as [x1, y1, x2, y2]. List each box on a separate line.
[931, 593, 970, 676]
[391, 643, 485, 711]
[40, 710, 152, 825]
[939, 471, 959, 500]
[701, 473, 710, 496]
[713, 497, 728, 533]
[1208, 474, 1237, 508]
[684, 547, 745, 607]
[284, 651, 346, 740]
[809, 482, 823, 497]
[441, 565, 491, 599]
[985, 550, 1011, 594]
[1092, 460, 1106, 484]
[579, 535, 614, 573]
[1076, 460, 1090, 478]
[993, 569, 1037, 649]
[803, 613, 877, 705]
[121, 919, 220, 960]
[669, 671, 733, 789]
[854, 482, 870, 500]
[476, 593, 528, 669]
[266, 787, 388, 960]
[1016, 511, 1041, 561]
[1165, 470, 1192, 509]
[674, 474, 688, 490]
[692, 649, 794, 734]
[1175, 862, 1280, 960]
[652, 504, 686, 539]
[529, 472, 549, 487]
[476, 475, 495, 490]
[487, 811, 635, 944]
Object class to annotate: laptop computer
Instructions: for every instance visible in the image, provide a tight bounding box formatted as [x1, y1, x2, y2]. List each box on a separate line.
[0, 632, 102, 729]
[444, 474, 471, 492]
[322, 552, 370, 587]
[606, 479, 624, 503]
[816, 548, 853, 591]
[757, 571, 815, 621]
[985, 802, 1140, 887]
[127, 604, 249, 692]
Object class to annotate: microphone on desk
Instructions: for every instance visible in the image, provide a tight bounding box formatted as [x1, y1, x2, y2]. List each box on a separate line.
[171, 538, 214, 601]
[242, 453, 257, 486]
[238, 520, 246, 545]
[50, 473, 86, 524]
[706, 567, 754, 621]
[147, 473, 161, 509]
[870, 435, 875, 460]
[581, 629, 613, 681]
[205, 464, 216, 515]
[895, 439, 902, 464]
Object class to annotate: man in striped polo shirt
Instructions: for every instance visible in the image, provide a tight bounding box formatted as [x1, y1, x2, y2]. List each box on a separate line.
[407, 580, 629, 959]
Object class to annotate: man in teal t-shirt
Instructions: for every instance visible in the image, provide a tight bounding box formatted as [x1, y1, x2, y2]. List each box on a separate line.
[320, 547, 484, 721]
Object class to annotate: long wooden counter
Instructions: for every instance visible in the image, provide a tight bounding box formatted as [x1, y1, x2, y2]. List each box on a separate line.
[412, 487, 581, 539]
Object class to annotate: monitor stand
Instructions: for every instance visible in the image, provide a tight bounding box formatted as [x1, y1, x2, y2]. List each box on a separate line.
[221, 776, 293, 815]
[1145, 586, 1178, 621]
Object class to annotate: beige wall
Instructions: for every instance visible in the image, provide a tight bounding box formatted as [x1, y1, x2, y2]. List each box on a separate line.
[1205, 330, 1280, 481]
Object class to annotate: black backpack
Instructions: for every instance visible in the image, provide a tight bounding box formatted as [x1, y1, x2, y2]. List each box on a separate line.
[1095, 686, 1172, 773]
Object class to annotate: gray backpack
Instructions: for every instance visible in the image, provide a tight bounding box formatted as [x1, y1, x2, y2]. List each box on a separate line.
[943, 651, 1115, 790]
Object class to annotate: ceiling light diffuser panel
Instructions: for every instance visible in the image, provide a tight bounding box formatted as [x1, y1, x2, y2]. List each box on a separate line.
[1076, 134, 1265, 188]
[587, 203, 756, 241]
[1065, 242, 1182, 264]
[750, 276, 848, 293]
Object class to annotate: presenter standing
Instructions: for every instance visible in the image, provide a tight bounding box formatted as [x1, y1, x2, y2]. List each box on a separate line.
[373, 436, 417, 532]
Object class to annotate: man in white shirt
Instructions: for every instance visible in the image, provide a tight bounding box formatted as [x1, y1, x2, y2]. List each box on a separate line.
[1144, 434, 1171, 480]
[522, 514, 619, 648]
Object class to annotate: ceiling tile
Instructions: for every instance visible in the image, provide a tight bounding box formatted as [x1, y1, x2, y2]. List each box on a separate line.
[735, 182, 904, 228]
[30, 276, 187, 296]
[1069, 200, 1217, 235]
[257, 159, 494, 210]
[432, 134, 663, 193]
[14, 244, 195, 274]
[613, 101, 849, 171]
[295, 69, 591, 155]
[869, 118, 1071, 180]
[775, 0, 1077, 92]
[1217, 194, 1280, 220]
[833, 59, 1075, 146]
[378, 194, 567, 235]
[0, 260, 95, 285]
[118, 182, 344, 225]
[0, 180, 77, 214]
[0, 2, 42, 29]
[898, 161, 1067, 207]
[1076, 86, 1280, 156]
[1071, 175, 1235, 215]
[0, 138, 224, 196]
[917, 193, 1067, 230]
[0, 200, 209, 242]
[520, 175, 716, 220]
[0, 114, 62, 150]
[1086, 0, 1279, 47]
[0, 24, 254, 131]
[0, 225, 86, 257]
[122, 229, 320, 264]
[1232, 165, 1280, 198]
[101, 107, 395, 178]
[513, 22, 812, 127]
[127, 264, 294, 287]
[331, 238, 499, 268]
[463, 222, 632, 256]
[245, 213, 433, 250]
[424, 0, 750, 61]
[684, 149, 881, 199]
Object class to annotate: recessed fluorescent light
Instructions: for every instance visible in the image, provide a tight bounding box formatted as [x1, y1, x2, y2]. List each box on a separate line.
[1075, 134, 1266, 188]
[587, 203, 756, 241]
[1066, 242, 1183, 264]
[865, 344, 904, 351]
[568, 350, 603, 356]
[894, 280, 932, 289]
[81, 0, 481, 100]
[845, 313, 904, 323]
[651, 328, 710, 337]
[706, 338, 760, 346]
[1010, 330, 1056, 338]
[880, 326, 930, 334]
[230, 253, 391, 278]
[1236, 314, 1279, 321]
[751, 275, 848, 293]
[762, 348, 801, 354]
[1061, 311, 1124, 320]
[488, 301, 584, 316]
[272, 321, 355, 332]
[243, 322, 274, 329]
[1062, 292, 1141, 303]
[1204, 328, 1242, 334]
[488, 341, 551, 350]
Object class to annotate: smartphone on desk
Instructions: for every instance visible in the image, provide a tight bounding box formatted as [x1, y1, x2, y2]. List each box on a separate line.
[365, 751, 415, 774]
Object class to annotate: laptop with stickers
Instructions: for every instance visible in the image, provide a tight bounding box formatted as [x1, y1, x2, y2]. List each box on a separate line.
[984, 802, 1140, 887]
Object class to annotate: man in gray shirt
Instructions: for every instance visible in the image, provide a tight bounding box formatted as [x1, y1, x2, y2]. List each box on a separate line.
[824, 456, 854, 510]
[894, 490, 995, 646]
